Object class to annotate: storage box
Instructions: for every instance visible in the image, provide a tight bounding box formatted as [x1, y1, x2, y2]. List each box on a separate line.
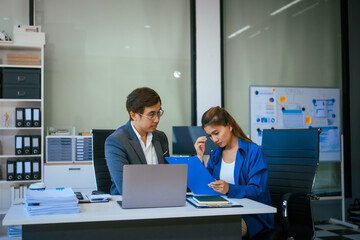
[2, 68, 41, 99]
[7, 53, 41, 66]
[13, 25, 45, 45]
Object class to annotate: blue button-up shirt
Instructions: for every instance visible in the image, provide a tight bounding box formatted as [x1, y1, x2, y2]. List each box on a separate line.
[206, 137, 274, 237]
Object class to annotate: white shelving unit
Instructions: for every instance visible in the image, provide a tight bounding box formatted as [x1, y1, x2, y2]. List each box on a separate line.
[0, 43, 44, 210]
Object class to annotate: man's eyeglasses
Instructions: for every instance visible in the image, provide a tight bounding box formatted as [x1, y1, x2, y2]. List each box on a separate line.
[138, 109, 164, 120]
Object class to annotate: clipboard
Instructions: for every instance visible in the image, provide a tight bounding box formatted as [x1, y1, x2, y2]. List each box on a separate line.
[186, 196, 243, 208]
[166, 156, 220, 195]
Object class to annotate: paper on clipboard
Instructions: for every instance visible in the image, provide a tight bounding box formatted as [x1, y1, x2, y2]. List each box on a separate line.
[186, 197, 243, 208]
[165, 156, 220, 195]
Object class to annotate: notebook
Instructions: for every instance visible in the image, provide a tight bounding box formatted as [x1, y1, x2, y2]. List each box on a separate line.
[120, 164, 188, 209]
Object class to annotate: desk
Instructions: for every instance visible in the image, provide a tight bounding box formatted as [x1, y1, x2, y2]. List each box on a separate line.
[3, 197, 276, 240]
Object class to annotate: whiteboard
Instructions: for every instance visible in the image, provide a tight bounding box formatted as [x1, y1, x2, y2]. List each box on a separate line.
[249, 86, 341, 162]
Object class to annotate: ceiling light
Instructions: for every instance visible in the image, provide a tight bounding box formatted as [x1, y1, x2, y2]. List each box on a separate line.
[228, 25, 251, 39]
[270, 0, 301, 16]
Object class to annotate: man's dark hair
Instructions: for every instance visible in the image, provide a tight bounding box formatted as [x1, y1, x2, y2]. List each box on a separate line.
[126, 87, 161, 119]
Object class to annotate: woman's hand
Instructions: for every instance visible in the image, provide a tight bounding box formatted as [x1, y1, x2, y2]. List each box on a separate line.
[194, 136, 207, 162]
[208, 180, 229, 195]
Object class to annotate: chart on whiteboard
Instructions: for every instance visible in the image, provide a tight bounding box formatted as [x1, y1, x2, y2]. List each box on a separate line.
[249, 86, 341, 162]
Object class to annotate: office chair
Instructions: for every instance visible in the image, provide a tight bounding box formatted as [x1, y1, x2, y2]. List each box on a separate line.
[253, 128, 320, 240]
[92, 129, 115, 194]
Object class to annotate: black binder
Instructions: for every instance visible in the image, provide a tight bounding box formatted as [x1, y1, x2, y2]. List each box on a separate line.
[24, 160, 32, 180]
[31, 135, 41, 154]
[24, 108, 32, 127]
[32, 108, 40, 127]
[32, 158, 41, 180]
[15, 136, 23, 155]
[15, 108, 24, 127]
[6, 160, 15, 181]
[16, 160, 24, 180]
[23, 136, 31, 155]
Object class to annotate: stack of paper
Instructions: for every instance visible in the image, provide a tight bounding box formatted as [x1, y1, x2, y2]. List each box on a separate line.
[25, 188, 80, 215]
[7, 226, 21, 238]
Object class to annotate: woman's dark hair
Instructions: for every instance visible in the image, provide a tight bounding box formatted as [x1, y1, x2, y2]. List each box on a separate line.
[201, 106, 253, 143]
[126, 87, 161, 119]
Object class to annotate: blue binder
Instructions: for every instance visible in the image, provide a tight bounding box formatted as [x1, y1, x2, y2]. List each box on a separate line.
[166, 156, 220, 195]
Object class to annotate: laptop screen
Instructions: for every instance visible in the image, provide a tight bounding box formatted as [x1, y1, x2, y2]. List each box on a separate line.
[121, 164, 188, 209]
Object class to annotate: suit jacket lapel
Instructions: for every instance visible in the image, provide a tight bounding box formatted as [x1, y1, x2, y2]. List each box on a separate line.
[153, 133, 165, 164]
[125, 121, 147, 164]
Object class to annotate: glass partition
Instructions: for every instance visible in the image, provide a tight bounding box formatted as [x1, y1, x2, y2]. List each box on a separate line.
[36, 0, 191, 154]
[223, 0, 342, 196]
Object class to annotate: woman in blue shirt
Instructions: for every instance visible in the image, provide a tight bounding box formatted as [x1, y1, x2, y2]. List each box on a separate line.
[194, 106, 274, 239]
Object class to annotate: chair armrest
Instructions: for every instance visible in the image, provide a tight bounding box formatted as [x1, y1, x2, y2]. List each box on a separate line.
[281, 192, 318, 238]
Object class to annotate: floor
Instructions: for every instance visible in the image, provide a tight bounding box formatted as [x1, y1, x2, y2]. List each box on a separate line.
[315, 221, 360, 240]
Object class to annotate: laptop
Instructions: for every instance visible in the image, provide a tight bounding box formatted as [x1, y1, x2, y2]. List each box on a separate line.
[120, 164, 188, 209]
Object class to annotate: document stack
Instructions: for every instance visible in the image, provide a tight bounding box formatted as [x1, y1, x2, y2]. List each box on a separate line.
[25, 188, 80, 215]
[7, 226, 21, 238]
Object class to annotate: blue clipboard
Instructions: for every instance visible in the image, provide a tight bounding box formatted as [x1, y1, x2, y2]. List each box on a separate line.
[165, 156, 220, 195]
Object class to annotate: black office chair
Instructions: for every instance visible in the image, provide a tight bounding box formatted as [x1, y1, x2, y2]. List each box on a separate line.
[254, 128, 320, 240]
[92, 129, 115, 194]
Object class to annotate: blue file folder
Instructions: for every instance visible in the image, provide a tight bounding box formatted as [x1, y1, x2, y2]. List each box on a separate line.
[165, 156, 220, 195]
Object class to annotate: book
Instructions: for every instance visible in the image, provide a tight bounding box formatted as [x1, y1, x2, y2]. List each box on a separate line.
[193, 195, 229, 205]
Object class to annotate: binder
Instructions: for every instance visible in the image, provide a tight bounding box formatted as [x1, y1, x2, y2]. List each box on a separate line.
[23, 136, 31, 155]
[15, 136, 23, 155]
[7, 160, 15, 181]
[15, 108, 24, 127]
[24, 108, 32, 127]
[24, 160, 32, 180]
[16, 160, 24, 180]
[32, 158, 40, 180]
[32, 108, 40, 127]
[31, 135, 41, 154]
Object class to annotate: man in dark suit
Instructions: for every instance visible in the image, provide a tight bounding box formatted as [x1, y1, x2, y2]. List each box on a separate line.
[105, 87, 169, 195]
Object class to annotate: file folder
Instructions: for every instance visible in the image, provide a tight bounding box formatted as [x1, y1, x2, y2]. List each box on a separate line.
[24, 108, 32, 127]
[32, 108, 40, 127]
[24, 160, 32, 180]
[15, 108, 24, 127]
[166, 156, 220, 195]
[15, 136, 23, 155]
[23, 136, 31, 155]
[31, 135, 41, 154]
[32, 158, 40, 180]
[16, 160, 24, 180]
[7, 160, 15, 181]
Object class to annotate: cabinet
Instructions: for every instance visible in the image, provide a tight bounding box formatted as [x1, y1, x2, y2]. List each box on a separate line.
[0, 43, 44, 211]
[44, 163, 96, 194]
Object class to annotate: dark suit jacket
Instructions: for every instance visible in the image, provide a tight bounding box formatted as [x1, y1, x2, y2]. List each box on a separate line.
[105, 121, 169, 195]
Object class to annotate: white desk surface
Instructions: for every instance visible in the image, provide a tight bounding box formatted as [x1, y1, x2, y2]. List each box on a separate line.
[3, 196, 276, 226]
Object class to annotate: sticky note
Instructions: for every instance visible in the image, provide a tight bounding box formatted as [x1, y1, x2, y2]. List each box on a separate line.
[305, 116, 312, 124]
[279, 96, 286, 103]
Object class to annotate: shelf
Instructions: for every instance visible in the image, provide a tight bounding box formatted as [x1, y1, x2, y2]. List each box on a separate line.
[0, 42, 44, 210]
[0, 179, 41, 184]
[0, 154, 41, 159]
[44, 162, 93, 165]
[0, 42, 43, 48]
[0, 99, 41, 103]
[0, 64, 41, 68]
[0, 127, 42, 131]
